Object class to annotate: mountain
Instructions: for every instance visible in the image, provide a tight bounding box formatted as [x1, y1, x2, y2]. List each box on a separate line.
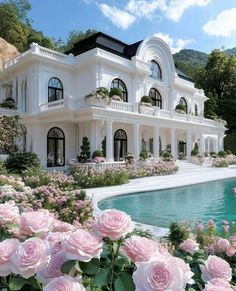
[0, 38, 19, 71]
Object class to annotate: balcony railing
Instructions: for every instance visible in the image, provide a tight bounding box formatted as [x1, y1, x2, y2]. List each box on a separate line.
[39, 97, 78, 112]
[107, 100, 133, 112]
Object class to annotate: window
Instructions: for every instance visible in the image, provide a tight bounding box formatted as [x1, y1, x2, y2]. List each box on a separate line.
[150, 60, 162, 80]
[195, 104, 198, 116]
[47, 127, 65, 167]
[114, 129, 127, 161]
[149, 88, 162, 108]
[110, 79, 127, 102]
[48, 77, 63, 102]
[179, 97, 188, 114]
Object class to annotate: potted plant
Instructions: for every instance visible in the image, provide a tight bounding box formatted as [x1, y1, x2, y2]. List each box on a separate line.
[109, 87, 123, 101]
[85, 87, 111, 107]
[138, 96, 154, 115]
[175, 104, 186, 114]
[0, 97, 17, 110]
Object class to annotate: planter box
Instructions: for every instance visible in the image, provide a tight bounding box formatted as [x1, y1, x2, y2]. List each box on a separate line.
[85, 96, 109, 108]
[0, 154, 9, 161]
[138, 104, 154, 115]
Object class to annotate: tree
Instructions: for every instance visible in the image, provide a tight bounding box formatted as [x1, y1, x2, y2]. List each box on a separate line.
[77, 137, 90, 163]
[204, 92, 217, 119]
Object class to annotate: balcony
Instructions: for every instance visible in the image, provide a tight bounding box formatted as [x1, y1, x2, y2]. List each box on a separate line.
[39, 97, 78, 112]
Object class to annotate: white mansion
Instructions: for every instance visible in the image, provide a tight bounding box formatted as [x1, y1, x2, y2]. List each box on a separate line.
[0, 32, 225, 167]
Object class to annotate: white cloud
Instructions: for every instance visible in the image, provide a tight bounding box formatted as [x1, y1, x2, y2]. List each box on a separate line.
[164, 0, 211, 22]
[125, 0, 166, 19]
[203, 8, 236, 37]
[99, 4, 136, 29]
[154, 32, 194, 53]
[81, 0, 94, 4]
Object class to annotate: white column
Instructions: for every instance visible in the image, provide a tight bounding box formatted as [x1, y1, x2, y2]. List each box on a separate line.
[133, 123, 140, 161]
[207, 137, 210, 153]
[218, 134, 224, 151]
[200, 134, 205, 154]
[153, 126, 160, 159]
[186, 129, 192, 158]
[106, 120, 113, 161]
[90, 120, 100, 154]
[170, 128, 176, 157]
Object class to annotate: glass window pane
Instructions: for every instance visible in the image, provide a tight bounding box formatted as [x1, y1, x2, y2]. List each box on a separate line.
[56, 140, 64, 166]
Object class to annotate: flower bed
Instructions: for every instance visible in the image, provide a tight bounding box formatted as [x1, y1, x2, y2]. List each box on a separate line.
[0, 205, 235, 290]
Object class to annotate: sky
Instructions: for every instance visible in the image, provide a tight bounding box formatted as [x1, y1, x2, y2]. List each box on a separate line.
[26, 0, 236, 54]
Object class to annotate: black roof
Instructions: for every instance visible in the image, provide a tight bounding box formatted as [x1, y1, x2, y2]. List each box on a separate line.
[65, 32, 142, 60]
[66, 32, 193, 82]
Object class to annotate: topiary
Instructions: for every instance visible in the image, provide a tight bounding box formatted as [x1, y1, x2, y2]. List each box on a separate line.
[78, 137, 90, 163]
[140, 96, 152, 104]
[175, 104, 185, 112]
[191, 149, 199, 156]
[5, 152, 40, 173]
[161, 151, 173, 158]
[218, 150, 227, 157]
[101, 136, 106, 157]
[92, 150, 103, 159]
[210, 151, 217, 157]
[139, 149, 150, 160]
[109, 87, 122, 98]
[226, 149, 232, 155]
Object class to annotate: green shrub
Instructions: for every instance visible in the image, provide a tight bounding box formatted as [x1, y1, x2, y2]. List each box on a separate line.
[218, 150, 227, 157]
[140, 95, 152, 104]
[210, 151, 217, 157]
[124, 153, 134, 164]
[78, 137, 90, 163]
[96, 87, 109, 96]
[92, 150, 103, 159]
[226, 149, 232, 155]
[0, 161, 7, 174]
[224, 134, 236, 154]
[191, 149, 199, 156]
[5, 152, 40, 173]
[161, 151, 173, 158]
[175, 104, 185, 111]
[109, 87, 122, 97]
[101, 136, 106, 157]
[167, 222, 189, 247]
[139, 149, 150, 160]
[22, 166, 49, 188]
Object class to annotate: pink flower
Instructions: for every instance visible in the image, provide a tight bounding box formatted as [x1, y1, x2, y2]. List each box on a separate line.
[200, 255, 232, 283]
[121, 236, 161, 262]
[95, 209, 134, 240]
[179, 238, 199, 255]
[0, 239, 20, 276]
[44, 232, 69, 254]
[37, 253, 67, 284]
[62, 229, 103, 262]
[52, 219, 76, 232]
[0, 201, 19, 225]
[133, 255, 193, 291]
[11, 237, 51, 279]
[204, 278, 233, 291]
[18, 210, 54, 236]
[217, 238, 230, 252]
[226, 246, 236, 257]
[43, 275, 85, 291]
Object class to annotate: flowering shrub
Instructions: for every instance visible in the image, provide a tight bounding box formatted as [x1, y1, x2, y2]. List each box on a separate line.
[93, 156, 106, 163]
[0, 205, 236, 290]
[0, 175, 93, 227]
[212, 157, 229, 167]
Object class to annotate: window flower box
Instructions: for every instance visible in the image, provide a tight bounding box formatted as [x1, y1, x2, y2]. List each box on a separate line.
[138, 102, 154, 115]
[85, 93, 111, 108]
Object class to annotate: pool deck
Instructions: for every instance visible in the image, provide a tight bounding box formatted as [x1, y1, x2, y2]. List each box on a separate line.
[86, 161, 236, 237]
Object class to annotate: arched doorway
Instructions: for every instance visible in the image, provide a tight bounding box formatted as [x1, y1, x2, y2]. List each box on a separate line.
[47, 127, 65, 167]
[114, 129, 127, 161]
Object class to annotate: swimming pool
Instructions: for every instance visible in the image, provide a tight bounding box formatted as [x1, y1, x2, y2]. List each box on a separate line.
[98, 178, 236, 228]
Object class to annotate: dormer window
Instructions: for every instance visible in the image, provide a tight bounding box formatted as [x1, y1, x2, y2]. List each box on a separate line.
[150, 60, 162, 80]
[48, 77, 63, 102]
[149, 88, 162, 109]
[110, 78, 127, 102]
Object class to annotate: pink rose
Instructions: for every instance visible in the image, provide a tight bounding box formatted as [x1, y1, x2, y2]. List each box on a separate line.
[62, 229, 103, 262]
[204, 278, 233, 291]
[133, 255, 193, 291]
[0, 239, 20, 276]
[200, 255, 232, 282]
[0, 201, 19, 225]
[226, 246, 236, 257]
[170, 257, 194, 286]
[44, 232, 70, 254]
[43, 275, 85, 291]
[37, 253, 67, 284]
[121, 236, 161, 262]
[52, 218, 76, 232]
[95, 209, 134, 240]
[179, 238, 199, 255]
[11, 237, 51, 279]
[18, 210, 54, 236]
[217, 238, 230, 252]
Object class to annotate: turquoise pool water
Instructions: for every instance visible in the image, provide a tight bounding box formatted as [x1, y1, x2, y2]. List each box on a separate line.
[98, 178, 236, 228]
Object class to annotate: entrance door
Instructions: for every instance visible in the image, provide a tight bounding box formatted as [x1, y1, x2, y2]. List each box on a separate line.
[114, 129, 127, 161]
[47, 127, 65, 167]
[178, 141, 186, 156]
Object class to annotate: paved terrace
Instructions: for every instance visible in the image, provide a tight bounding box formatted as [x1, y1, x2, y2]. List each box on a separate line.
[86, 161, 236, 236]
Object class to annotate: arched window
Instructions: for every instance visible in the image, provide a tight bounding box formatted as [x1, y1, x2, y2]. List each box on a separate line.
[48, 77, 63, 102]
[150, 60, 162, 80]
[114, 129, 127, 161]
[149, 88, 162, 108]
[195, 104, 198, 116]
[179, 97, 188, 114]
[110, 79, 128, 102]
[47, 127, 65, 167]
